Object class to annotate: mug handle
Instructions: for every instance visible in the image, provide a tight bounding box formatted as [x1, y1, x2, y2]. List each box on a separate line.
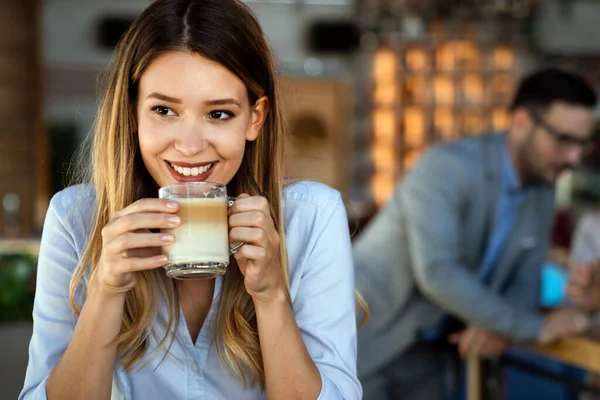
[228, 197, 244, 255]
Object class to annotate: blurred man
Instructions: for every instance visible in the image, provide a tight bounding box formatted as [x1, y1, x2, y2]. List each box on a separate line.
[354, 68, 598, 400]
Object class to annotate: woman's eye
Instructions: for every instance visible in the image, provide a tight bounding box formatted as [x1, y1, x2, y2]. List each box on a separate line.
[151, 105, 176, 117]
[208, 110, 234, 121]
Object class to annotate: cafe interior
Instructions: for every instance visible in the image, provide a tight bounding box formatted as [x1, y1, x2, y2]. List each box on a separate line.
[4, 0, 600, 399]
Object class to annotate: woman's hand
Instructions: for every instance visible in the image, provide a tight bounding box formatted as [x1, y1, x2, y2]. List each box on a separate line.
[94, 198, 181, 296]
[229, 194, 284, 302]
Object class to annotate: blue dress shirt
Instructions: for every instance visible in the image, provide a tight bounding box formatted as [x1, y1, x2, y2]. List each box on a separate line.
[19, 181, 361, 400]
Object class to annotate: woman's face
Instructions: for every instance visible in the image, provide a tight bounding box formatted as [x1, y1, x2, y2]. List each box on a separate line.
[137, 51, 268, 188]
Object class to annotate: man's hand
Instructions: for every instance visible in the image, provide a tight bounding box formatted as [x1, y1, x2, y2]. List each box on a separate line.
[568, 262, 600, 314]
[448, 326, 508, 359]
[539, 306, 591, 344]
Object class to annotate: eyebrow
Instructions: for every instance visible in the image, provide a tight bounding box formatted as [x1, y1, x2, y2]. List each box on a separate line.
[204, 98, 242, 108]
[147, 92, 182, 103]
[146, 93, 242, 108]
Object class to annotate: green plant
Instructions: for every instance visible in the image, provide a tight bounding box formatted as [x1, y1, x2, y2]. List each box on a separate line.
[0, 254, 37, 322]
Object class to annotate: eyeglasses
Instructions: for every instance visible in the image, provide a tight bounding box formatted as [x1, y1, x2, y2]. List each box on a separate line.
[528, 110, 595, 150]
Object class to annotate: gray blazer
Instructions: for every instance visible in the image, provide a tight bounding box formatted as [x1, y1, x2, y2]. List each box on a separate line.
[354, 133, 556, 378]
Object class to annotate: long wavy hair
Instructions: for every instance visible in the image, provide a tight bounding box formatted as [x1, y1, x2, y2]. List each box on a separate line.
[69, 0, 289, 388]
[69, 0, 368, 390]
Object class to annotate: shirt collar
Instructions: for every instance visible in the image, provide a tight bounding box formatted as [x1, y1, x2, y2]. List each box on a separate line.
[501, 139, 524, 193]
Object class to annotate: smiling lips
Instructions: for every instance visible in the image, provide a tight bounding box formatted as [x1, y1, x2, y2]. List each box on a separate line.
[167, 161, 216, 181]
[169, 162, 212, 177]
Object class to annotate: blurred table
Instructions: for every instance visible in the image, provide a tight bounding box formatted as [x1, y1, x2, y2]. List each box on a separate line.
[468, 329, 600, 400]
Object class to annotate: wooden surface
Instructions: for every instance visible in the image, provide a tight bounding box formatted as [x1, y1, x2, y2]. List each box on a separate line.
[468, 331, 600, 400]
[278, 77, 351, 195]
[0, 0, 44, 235]
[530, 333, 600, 375]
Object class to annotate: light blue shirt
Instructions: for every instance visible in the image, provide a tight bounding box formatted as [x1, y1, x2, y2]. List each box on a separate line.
[20, 181, 361, 400]
[478, 139, 527, 283]
[423, 140, 527, 340]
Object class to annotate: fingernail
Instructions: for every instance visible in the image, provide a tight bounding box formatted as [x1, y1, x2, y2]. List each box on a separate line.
[160, 234, 174, 243]
[167, 216, 180, 226]
[155, 255, 168, 264]
[166, 200, 179, 209]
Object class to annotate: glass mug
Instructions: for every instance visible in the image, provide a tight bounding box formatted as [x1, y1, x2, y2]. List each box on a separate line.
[158, 182, 242, 279]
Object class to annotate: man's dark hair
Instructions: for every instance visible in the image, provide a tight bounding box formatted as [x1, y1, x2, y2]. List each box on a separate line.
[510, 68, 597, 112]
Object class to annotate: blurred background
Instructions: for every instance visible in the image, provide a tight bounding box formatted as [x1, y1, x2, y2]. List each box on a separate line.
[4, 0, 600, 398]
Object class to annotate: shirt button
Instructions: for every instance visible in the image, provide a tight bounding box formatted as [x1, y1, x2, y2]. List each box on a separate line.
[191, 363, 200, 373]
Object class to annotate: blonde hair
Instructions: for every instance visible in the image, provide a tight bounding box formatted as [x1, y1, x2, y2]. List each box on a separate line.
[69, 0, 367, 390]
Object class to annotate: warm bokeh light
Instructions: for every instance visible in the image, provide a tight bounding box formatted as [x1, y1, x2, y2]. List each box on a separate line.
[463, 110, 484, 135]
[493, 108, 511, 131]
[372, 49, 398, 206]
[435, 108, 455, 140]
[404, 75, 428, 104]
[370, 38, 517, 206]
[403, 150, 422, 170]
[435, 75, 454, 105]
[373, 48, 397, 105]
[406, 47, 428, 71]
[493, 45, 515, 71]
[463, 74, 484, 105]
[404, 106, 426, 149]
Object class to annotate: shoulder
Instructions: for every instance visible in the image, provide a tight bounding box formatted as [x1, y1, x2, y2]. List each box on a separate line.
[49, 184, 95, 217]
[405, 134, 499, 190]
[281, 181, 352, 297]
[47, 184, 96, 253]
[418, 135, 491, 170]
[281, 181, 346, 258]
[283, 180, 342, 212]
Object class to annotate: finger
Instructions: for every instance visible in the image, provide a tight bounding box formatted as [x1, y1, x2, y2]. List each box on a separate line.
[571, 266, 593, 286]
[113, 198, 179, 219]
[106, 212, 180, 237]
[567, 285, 584, 298]
[467, 335, 486, 358]
[573, 314, 591, 333]
[230, 196, 270, 215]
[229, 210, 270, 229]
[493, 340, 508, 357]
[230, 227, 269, 248]
[119, 254, 169, 273]
[234, 244, 267, 263]
[569, 270, 586, 286]
[126, 246, 162, 258]
[109, 232, 174, 254]
[459, 329, 475, 358]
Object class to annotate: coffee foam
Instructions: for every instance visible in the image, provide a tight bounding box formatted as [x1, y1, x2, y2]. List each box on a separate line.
[162, 197, 229, 265]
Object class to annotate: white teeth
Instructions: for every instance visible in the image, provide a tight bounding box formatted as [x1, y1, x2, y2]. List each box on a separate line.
[170, 162, 212, 176]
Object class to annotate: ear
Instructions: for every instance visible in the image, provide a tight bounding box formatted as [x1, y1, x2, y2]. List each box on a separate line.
[246, 96, 269, 142]
[510, 107, 534, 138]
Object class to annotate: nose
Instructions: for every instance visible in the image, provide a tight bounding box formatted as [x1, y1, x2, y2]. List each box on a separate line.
[174, 120, 208, 156]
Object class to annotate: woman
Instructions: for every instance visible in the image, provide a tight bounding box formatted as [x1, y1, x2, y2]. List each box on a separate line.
[19, 0, 361, 399]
